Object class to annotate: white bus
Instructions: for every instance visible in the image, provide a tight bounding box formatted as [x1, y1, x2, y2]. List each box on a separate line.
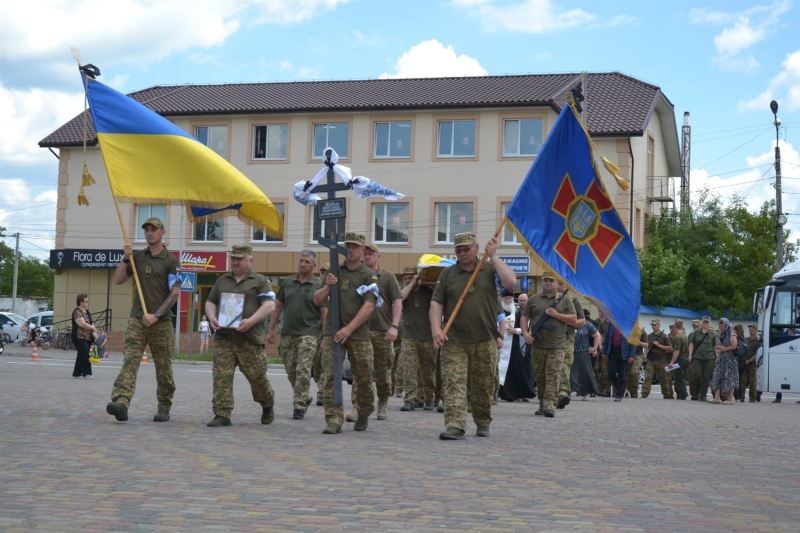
[755, 262, 800, 394]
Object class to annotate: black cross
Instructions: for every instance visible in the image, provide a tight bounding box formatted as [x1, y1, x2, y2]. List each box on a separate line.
[310, 149, 350, 406]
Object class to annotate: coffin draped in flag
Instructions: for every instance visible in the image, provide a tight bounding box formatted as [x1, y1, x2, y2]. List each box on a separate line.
[83, 73, 283, 239]
[505, 103, 642, 341]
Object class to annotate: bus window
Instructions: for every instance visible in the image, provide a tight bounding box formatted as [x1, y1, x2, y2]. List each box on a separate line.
[770, 290, 800, 346]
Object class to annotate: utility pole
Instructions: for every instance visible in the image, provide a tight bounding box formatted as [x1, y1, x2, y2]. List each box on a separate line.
[11, 233, 19, 314]
[771, 100, 785, 272]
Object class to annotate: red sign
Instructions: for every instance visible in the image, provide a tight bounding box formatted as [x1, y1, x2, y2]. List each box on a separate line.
[171, 251, 228, 272]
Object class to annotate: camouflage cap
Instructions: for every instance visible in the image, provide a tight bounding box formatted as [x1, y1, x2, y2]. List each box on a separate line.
[701, 316, 711, 322]
[453, 232, 477, 247]
[365, 242, 380, 253]
[669, 324, 677, 330]
[230, 244, 252, 258]
[141, 217, 164, 229]
[320, 263, 330, 271]
[650, 318, 660, 325]
[343, 232, 365, 246]
[542, 271, 557, 280]
[692, 319, 701, 326]
[402, 266, 418, 275]
[748, 323, 757, 328]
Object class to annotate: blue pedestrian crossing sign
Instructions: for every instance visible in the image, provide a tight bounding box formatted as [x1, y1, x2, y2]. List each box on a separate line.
[180, 273, 196, 292]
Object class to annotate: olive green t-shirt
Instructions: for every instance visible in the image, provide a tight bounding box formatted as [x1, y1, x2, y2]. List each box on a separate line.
[688, 329, 717, 360]
[367, 267, 402, 332]
[673, 332, 689, 356]
[208, 269, 274, 345]
[402, 287, 433, 342]
[323, 262, 378, 341]
[126, 246, 180, 321]
[747, 337, 761, 360]
[277, 274, 326, 336]
[647, 331, 671, 359]
[431, 260, 500, 343]
[565, 297, 583, 341]
[521, 292, 577, 350]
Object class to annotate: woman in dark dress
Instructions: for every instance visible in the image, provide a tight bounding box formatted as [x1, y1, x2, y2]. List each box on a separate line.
[72, 293, 97, 378]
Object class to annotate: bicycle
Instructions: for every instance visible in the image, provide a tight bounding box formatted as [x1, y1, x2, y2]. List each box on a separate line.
[39, 329, 53, 350]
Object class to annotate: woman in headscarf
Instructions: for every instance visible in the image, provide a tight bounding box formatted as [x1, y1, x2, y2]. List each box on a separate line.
[709, 318, 739, 404]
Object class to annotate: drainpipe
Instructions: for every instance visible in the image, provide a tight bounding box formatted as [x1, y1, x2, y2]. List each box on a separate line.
[627, 136, 635, 244]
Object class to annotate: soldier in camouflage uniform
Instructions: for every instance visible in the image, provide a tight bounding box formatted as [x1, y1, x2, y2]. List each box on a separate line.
[556, 281, 584, 409]
[432, 232, 517, 440]
[106, 217, 181, 423]
[686, 319, 700, 399]
[595, 313, 612, 396]
[399, 267, 437, 411]
[392, 320, 405, 398]
[312, 263, 329, 406]
[205, 245, 277, 427]
[740, 323, 760, 402]
[626, 323, 648, 398]
[521, 272, 577, 417]
[267, 250, 327, 420]
[642, 319, 674, 399]
[667, 320, 690, 400]
[314, 233, 378, 434]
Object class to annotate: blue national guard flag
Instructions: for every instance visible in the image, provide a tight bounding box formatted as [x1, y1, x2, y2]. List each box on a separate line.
[505, 102, 642, 341]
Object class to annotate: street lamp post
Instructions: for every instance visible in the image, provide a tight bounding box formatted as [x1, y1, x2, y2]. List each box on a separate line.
[772, 100, 785, 272]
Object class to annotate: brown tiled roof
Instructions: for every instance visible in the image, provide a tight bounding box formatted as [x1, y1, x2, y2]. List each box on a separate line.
[39, 72, 670, 147]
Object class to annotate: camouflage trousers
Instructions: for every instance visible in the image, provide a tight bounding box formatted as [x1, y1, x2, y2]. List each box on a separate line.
[595, 353, 611, 394]
[401, 338, 436, 404]
[369, 330, 394, 403]
[560, 339, 575, 398]
[642, 358, 673, 399]
[672, 355, 689, 399]
[280, 334, 317, 411]
[313, 335, 324, 399]
[212, 340, 274, 419]
[393, 341, 405, 395]
[692, 358, 715, 399]
[441, 340, 496, 431]
[627, 354, 643, 397]
[435, 348, 443, 402]
[111, 317, 175, 410]
[686, 355, 696, 398]
[322, 336, 374, 427]
[532, 347, 562, 412]
[740, 363, 757, 402]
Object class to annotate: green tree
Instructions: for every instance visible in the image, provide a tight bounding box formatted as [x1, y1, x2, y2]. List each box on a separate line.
[0, 227, 55, 298]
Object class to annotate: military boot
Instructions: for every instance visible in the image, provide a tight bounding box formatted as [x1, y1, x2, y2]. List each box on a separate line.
[353, 415, 369, 431]
[322, 422, 342, 434]
[476, 426, 490, 437]
[207, 415, 231, 427]
[316, 392, 323, 406]
[423, 401, 434, 411]
[439, 427, 465, 440]
[106, 402, 128, 422]
[376, 401, 388, 420]
[153, 408, 170, 422]
[292, 409, 305, 420]
[413, 400, 424, 409]
[261, 406, 274, 425]
[437, 402, 444, 413]
[345, 409, 358, 422]
[400, 400, 415, 411]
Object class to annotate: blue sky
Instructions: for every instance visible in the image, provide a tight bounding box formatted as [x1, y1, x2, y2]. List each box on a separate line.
[1, 0, 798, 260]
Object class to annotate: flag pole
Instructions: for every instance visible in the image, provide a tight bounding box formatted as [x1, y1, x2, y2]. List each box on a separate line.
[112, 195, 149, 315]
[442, 215, 508, 337]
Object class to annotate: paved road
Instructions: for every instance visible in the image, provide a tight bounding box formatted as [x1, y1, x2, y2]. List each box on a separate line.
[1, 348, 798, 533]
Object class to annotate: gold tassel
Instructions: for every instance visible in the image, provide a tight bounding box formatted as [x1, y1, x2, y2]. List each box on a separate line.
[81, 164, 95, 187]
[601, 156, 630, 191]
[77, 185, 90, 206]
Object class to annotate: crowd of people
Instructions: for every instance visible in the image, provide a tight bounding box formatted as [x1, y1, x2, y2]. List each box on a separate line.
[101, 218, 789, 436]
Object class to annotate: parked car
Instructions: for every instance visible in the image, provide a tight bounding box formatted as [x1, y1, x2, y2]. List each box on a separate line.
[26, 311, 53, 333]
[0, 312, 28, 342]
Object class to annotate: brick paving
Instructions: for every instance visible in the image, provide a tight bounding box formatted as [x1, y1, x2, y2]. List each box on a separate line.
[1, 345, 799, 532]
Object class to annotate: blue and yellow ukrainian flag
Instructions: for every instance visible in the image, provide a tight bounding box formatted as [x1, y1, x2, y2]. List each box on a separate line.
[83, 73, 283, 239]
[506, 101, 642, 341]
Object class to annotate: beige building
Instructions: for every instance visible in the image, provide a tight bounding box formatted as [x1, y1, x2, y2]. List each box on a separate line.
[40, 72, 681, 334]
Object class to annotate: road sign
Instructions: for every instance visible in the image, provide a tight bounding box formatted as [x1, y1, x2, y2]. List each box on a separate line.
[180, 273, 196, 292]
[499, 256, 530, 274]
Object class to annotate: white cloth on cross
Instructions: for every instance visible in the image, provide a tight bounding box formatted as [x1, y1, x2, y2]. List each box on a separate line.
[293, 147, 404, 206]
[356, 283, 383, 307]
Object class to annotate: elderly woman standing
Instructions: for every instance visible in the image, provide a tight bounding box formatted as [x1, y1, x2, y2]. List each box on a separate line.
[709, 318, 739, 404]
[72, 293, 98, 378]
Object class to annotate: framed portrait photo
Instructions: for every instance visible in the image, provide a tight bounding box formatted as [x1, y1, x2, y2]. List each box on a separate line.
[218, 292, 245, 329]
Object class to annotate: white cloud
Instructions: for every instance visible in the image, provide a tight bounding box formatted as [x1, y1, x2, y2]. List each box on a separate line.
[34, 190, 58, 203]
[380, 40, 487, 79]
[249, 0, 352, 25]
[0, 85, 84, 164]
[688, 0, 792, 73]
[453, 0, 635, 34]
[739, 50, 800, 113]
[0, 179, 32, 206]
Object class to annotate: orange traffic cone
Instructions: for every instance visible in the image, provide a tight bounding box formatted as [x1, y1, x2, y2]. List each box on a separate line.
[141, 348, 149, 364]
[30, 343, 40, 361]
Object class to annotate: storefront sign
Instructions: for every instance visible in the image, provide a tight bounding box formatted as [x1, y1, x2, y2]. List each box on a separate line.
[50, 249, 126, 269]
[498, 256, 530, 274]
[172, 251, 227, 272]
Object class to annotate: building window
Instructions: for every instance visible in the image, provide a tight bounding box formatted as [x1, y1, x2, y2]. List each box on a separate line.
[195, 125, 228, 159]
[373, 203, 409, 244]
[436, 202, 473, 244]
[503, 118, 542, 156]
[437, 120, 475, 157]
[193, 220, 224, 242]
[135, 205, 167, 242]
[374, 121, 411, 158]
[500, 202, 521, 245]
[311, 205, 345, 242]
[252, 124, 288, 160]
[252, 203, 285, 243]
[313, 122, 349, 159]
